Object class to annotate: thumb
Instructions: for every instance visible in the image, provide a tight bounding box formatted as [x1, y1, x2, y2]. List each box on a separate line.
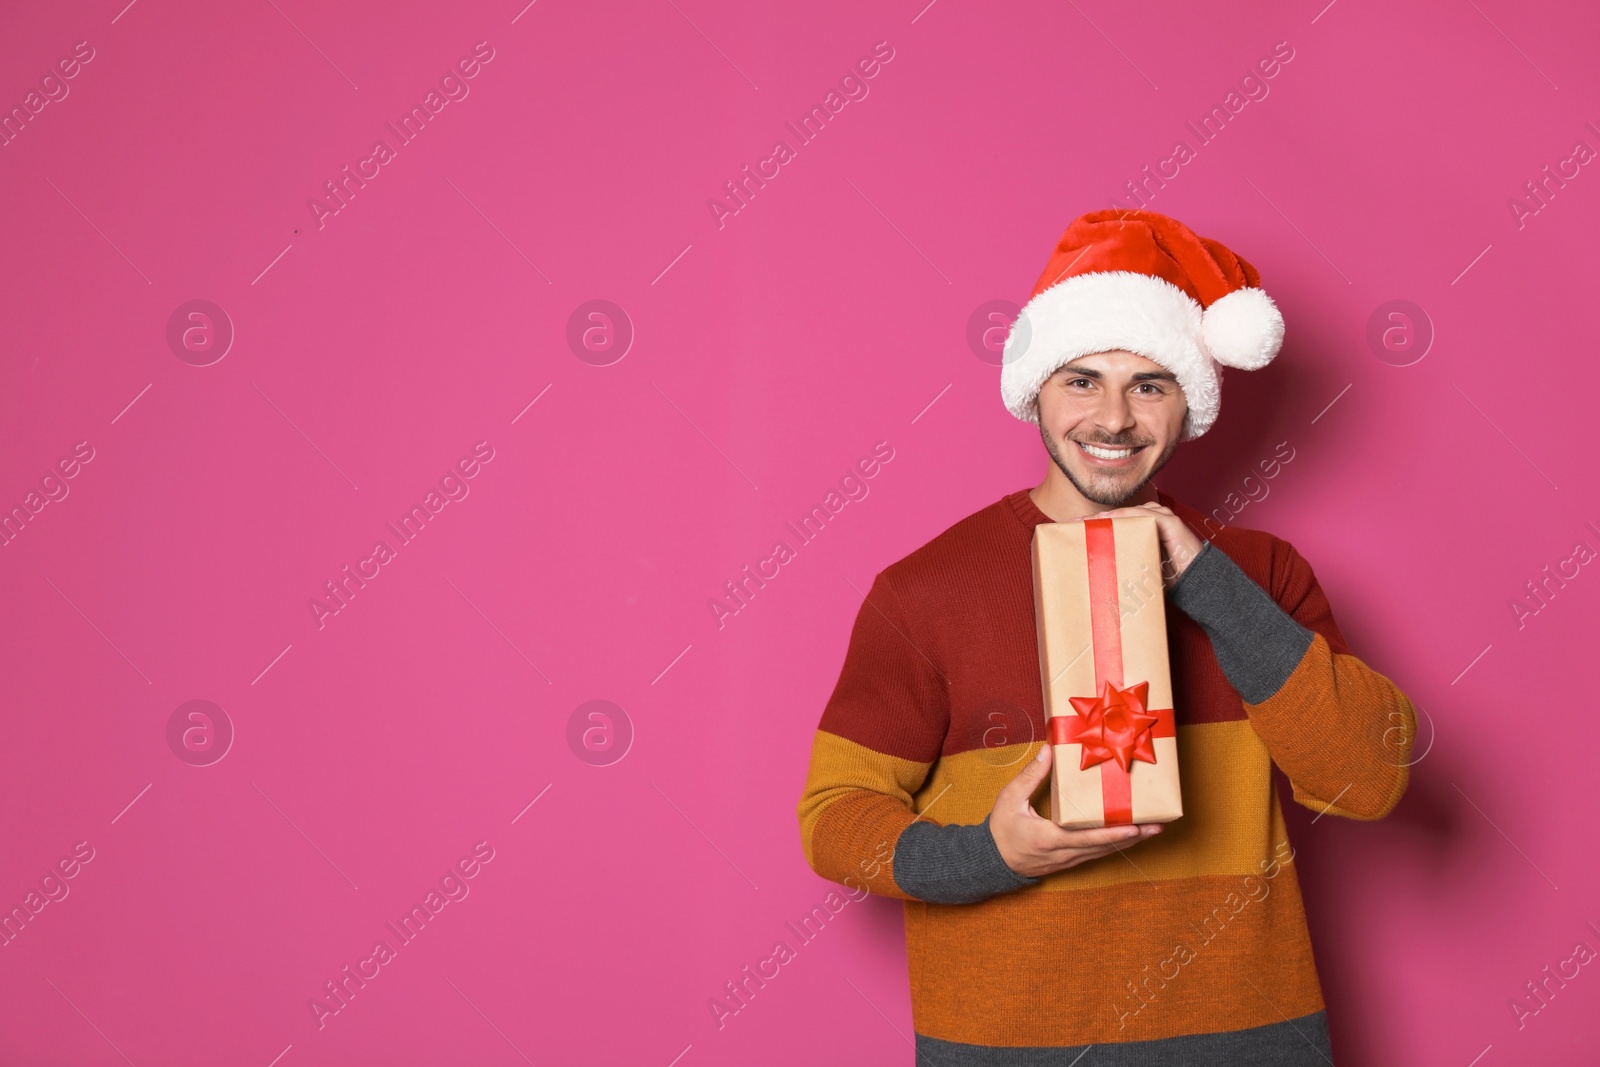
[999, 743, 1052, 808]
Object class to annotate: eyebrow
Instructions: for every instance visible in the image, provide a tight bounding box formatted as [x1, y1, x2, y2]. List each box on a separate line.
[1058, 365, 1179, 383]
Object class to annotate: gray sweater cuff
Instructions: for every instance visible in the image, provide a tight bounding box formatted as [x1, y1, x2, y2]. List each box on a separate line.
[1167, 540, 1315, 704]
[892, 814, 1039, 904]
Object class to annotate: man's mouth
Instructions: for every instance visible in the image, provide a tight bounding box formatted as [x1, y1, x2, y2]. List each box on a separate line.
[1074, 440, 1146, 467]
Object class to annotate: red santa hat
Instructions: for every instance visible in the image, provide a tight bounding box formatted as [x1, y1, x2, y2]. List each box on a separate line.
[999, 209, 1284, 440]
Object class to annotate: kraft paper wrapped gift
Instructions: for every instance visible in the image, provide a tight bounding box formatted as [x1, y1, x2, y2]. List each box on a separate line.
[1031, 513, 1183, 829]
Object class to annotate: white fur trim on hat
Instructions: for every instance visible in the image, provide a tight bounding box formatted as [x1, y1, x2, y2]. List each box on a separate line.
[1000, 271, 1283, 440]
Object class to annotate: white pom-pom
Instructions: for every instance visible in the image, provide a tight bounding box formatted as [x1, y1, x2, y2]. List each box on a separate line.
[1201, 287, 1284, 370]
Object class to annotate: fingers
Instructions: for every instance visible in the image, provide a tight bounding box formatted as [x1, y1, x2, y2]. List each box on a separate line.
[1063, 504, 1175, 522]
[1039, 821, 1163, 852]
[996, 744, 1052, 810]
[1073, 823, 1163, 847]
[1056, 824, 1139, 848]
[993, 747, 1170, 877]
[997, 814, 1166, 878]
[1008, 822, 1165, 877]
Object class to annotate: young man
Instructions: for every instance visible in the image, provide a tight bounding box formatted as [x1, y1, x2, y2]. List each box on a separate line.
[797, 209, 1416, 1065]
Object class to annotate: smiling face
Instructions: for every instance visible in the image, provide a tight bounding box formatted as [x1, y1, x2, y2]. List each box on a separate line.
[1034, 349, 1188, 508]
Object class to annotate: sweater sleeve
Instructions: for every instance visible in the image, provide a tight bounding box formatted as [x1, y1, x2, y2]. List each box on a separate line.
[1167, 538, 1416, 820]
[797, 571, 1037, 903]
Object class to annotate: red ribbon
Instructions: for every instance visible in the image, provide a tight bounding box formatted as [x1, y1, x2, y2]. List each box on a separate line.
[1048, 679, 1173, 772]
[1046, 517, 1175, 825]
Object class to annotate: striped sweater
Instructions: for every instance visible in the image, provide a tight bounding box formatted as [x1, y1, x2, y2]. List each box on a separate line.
[797, 488, 1416, 1064]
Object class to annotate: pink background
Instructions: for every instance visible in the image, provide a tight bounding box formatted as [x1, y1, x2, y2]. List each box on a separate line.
[2, 0, 1597, 1064]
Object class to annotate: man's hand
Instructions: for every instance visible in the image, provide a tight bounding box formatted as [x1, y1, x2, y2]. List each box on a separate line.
[990, 744, 1164, 878]
[1066, 501, 1205, 588]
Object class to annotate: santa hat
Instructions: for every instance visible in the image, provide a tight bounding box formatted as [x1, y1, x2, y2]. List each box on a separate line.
[999, 209, 1284, 440]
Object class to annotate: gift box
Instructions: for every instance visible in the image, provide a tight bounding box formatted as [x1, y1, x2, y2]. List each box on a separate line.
[1031, 513, 1183, 829]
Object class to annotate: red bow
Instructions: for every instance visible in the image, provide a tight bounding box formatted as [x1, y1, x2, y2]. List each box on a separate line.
[1049, 679, 1161, 773]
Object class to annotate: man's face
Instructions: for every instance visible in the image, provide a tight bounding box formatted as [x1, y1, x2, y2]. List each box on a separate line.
[1034, 350, 1188, 507]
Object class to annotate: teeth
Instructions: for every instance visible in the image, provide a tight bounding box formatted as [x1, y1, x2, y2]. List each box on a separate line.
[1080, 442, 1136, 460]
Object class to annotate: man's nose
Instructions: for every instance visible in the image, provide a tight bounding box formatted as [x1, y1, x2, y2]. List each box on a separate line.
[1092, 390, 1137, 435]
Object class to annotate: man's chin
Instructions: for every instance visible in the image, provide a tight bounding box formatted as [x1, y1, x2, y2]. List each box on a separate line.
[1069, 467, 1153, 507]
